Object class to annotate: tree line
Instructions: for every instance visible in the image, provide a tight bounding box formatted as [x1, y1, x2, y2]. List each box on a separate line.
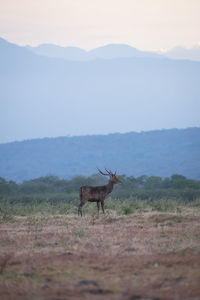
[0, 174, 200, 204]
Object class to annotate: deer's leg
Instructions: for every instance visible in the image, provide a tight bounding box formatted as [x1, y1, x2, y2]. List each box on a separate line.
[78, 202, 84, 217]
[101, 200, 105, 214]
[97, 202, 100, 215]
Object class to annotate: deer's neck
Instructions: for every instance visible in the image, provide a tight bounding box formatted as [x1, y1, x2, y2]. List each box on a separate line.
[106, 180, 115, 194]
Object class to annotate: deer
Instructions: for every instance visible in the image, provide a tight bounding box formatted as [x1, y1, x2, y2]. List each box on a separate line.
[78, 168, 121, 216]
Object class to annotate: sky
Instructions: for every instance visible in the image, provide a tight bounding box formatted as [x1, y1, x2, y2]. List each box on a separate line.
[0, 0, 200, 51]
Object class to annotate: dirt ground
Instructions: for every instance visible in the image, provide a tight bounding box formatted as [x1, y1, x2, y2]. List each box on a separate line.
[0, 208, 200, 300]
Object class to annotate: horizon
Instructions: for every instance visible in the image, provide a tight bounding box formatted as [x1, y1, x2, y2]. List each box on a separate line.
[1, 35, 200, 53]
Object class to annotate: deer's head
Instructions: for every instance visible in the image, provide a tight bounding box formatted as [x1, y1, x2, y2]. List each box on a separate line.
[97, 168, 121, 184]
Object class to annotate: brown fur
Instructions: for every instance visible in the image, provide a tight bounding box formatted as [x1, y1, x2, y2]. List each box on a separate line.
[78, 170, 121, 216]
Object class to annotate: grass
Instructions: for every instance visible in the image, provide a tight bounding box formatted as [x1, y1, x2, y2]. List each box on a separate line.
[1, 197, 198, 220]
[189, 198, 200, 207]
[151, 198, 178, 212]
[0, 198, 200, 299]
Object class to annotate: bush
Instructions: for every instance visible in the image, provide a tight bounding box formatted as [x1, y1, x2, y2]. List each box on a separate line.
[152, 199, 177, 212]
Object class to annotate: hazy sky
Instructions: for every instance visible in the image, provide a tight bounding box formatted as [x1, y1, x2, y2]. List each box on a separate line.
[0, 0, 200, 50]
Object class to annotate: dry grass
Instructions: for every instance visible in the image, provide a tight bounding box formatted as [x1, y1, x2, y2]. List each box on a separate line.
[0, 207, 200, 300]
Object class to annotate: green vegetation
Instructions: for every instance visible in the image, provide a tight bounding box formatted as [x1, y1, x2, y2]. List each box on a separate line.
[0, 174, 200, 219]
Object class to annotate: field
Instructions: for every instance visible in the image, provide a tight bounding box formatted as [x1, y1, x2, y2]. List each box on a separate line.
[0, 201, 200, 300]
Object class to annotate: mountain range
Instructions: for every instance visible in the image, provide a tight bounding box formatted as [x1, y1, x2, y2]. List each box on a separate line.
[27, 42, 200, 62]
[26, 43, 162, 61]
[1, 38, 199, 182]
[1, 37, 200, 143]
[0, 128, 200, 182]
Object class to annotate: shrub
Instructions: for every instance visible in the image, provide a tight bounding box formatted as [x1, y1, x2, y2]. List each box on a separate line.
[152, 199, 177, 212]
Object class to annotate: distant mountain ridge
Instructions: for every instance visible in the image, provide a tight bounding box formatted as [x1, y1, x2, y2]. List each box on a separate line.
[163, 45, 200, 62]
[2, 37, 200, 61]
[1, 37, 200, 143]
[27, 41, 200, 62]
[0, 128, 200, 182]
[27, 43, 162, 61]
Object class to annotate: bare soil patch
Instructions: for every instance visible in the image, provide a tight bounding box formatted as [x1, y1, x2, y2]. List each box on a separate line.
[0, 209, 200, 300]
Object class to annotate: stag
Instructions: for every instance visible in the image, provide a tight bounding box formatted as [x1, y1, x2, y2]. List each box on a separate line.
[78, 168, 121, 216]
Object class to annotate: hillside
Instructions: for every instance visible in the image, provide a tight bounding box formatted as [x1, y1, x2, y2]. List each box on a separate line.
[0, 128, 199, 182]
[0, 38, 200, 143]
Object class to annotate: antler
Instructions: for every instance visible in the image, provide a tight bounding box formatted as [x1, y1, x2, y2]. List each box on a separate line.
[97, 168, 111, 176]
[105, 168, 113, 175]
[105, 168, 117, 175]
